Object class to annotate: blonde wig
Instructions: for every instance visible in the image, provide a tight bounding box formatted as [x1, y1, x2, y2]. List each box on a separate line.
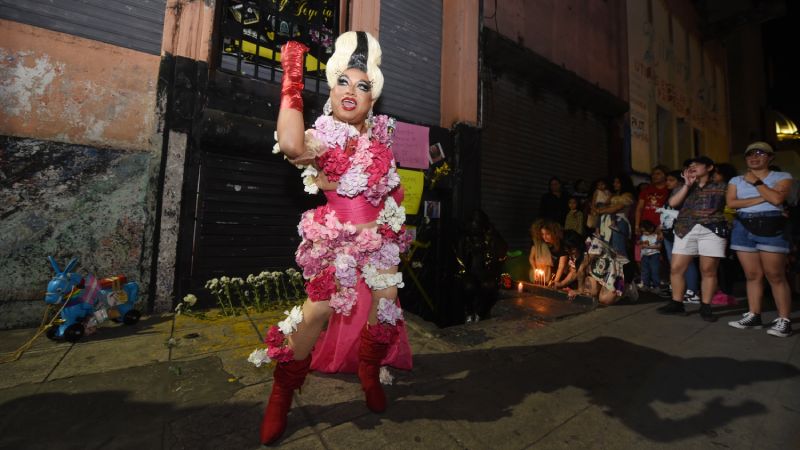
[325, 31, 384, 100]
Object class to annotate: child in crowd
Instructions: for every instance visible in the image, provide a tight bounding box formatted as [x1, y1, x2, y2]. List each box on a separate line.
[586, 178, 611, 231]
[541, 221, 568, 286]
[564, 197, 585, 236]
[528, 219, 553, 283]
[637, 220, 661, 291]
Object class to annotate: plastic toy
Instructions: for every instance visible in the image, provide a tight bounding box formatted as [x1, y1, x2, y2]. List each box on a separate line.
[44, 256, 141, 342]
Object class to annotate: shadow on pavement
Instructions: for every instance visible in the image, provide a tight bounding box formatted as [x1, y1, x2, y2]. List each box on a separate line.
[0, 337, 796, 447]
[306, 336, 799, 443]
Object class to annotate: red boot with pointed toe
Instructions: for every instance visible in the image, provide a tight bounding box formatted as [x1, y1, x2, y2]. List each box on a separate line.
[259, 355, 311, 445]
[357, 323, 397, 413]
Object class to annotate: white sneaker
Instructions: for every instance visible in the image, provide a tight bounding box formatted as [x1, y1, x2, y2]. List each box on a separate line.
[683, 290, 700, 304]
[766, 317, 792, 338]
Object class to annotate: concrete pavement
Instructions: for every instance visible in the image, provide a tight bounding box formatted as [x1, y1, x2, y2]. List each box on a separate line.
[0, 292, 798, 449]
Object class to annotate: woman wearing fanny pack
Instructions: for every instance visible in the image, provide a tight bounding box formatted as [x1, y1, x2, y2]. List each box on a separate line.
[726, 142, 794, 337]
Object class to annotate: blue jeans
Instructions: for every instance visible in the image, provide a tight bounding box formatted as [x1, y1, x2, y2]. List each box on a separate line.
[664, 237, 700, 293]
[610, 218, 630, 258]
[640, 254, 660, 287]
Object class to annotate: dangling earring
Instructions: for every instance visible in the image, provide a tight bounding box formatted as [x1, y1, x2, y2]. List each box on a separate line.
[323, 98, 332, 116]
[366, 108, 374, 139]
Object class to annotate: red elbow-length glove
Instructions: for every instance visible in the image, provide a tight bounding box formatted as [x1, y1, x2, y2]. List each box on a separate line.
[280, 41, 309, 111]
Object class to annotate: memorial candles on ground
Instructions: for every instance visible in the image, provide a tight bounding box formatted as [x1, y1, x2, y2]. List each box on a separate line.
[533, 268, 546, 285]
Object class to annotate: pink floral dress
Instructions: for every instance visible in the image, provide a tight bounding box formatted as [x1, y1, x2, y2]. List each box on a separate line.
[295, 114, 413, 373]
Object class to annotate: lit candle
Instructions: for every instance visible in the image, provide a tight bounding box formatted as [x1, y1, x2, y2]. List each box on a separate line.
[517, 282, 523, 292]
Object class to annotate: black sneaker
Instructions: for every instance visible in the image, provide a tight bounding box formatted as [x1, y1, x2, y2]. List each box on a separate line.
[657, 300, 685, 314]
[766, 318, 792, 338]
[699, 303, 716, 322]
[728, 312, 762, 329]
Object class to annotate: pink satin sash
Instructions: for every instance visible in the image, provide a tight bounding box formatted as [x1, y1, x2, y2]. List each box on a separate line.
[324, 191, 383, 224]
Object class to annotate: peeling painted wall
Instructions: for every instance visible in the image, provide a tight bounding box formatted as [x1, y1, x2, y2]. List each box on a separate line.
[0, 137, 157, 329]
[0, 19, 160, 151]
[0, 19, 164, 328]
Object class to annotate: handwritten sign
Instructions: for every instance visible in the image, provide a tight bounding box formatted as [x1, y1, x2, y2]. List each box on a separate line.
[392, 121, 429, 170]
[397, 168, 424, 215]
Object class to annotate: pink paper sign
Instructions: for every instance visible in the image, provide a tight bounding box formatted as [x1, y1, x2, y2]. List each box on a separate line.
[392, 121, 429, 170]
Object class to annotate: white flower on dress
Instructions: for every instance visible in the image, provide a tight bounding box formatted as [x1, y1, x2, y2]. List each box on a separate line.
[377, 197, 406, 232]
[277, 305, 304, 335]
[272, 131, 281, 155]
[363, 265, 405, 290]
[379, 366, 394, 385]
[301, 166, 319, 194]
[376, 297, 404, 325]
[247, 348, 271, 367]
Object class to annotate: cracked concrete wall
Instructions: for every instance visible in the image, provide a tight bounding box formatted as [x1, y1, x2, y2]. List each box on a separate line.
[153, 131, 187, 312]
[0, 19, 160, 151]
[0, 137, 155, 329]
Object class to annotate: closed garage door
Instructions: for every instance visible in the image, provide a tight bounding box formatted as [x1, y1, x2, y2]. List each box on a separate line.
[481, 73, 610, 251]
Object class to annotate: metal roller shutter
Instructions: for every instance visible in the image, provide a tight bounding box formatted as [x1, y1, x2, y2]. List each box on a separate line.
[0, 0, 166, 55]
[377, 0, 441, 125]
[481, 73, 609, 251]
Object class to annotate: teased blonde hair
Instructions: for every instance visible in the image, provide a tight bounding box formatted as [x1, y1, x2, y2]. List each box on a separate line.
[325, 31, 384, 100]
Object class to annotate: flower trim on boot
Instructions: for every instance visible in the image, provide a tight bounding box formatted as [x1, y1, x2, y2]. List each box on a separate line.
[248, 305, 304, 366]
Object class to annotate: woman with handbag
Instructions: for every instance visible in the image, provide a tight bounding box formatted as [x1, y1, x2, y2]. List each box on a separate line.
[726, 142, 794, 337]
[658, 156, 728, 321]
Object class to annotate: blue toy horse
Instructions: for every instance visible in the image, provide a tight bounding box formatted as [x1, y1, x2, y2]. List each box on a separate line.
[45, 256, 141, 342]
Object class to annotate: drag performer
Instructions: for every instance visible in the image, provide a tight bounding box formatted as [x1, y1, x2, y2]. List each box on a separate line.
[255, 31, 412, 445]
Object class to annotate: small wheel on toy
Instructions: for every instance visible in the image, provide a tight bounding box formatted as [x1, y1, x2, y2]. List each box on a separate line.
[46, 326, 61, 341]
[63, 324, 85, 342]
[123, 310, 141, 325]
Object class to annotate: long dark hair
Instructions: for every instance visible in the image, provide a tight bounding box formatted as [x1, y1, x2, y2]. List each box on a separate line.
[611, 174, 635, 195]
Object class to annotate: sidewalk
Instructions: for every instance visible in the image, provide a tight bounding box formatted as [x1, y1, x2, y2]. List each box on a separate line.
[0, 292, 798, 449]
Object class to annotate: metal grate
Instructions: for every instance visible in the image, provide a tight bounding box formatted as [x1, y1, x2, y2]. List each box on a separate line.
[217, 0, 340, 94]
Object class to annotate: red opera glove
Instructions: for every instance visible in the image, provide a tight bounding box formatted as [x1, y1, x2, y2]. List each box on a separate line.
[280, 41, 309, 111]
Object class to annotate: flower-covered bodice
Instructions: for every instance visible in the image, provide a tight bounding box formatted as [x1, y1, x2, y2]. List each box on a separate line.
[300, 115, 400, 207]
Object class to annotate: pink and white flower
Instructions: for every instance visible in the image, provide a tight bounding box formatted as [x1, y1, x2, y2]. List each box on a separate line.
[376, 297, 404, 325]
[329, 287, 358, 316]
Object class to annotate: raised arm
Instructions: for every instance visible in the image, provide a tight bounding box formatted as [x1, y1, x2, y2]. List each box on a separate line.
[276, 42, 309, 159]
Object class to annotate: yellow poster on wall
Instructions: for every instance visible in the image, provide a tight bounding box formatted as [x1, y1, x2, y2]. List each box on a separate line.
[397, 168, 424, 215]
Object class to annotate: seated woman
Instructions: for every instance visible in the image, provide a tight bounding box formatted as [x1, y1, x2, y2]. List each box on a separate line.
[553, 230, 585, 291]
[528, 219, 553, 282]
[540, 221, 568, 287]
[576, 237, 628, 305]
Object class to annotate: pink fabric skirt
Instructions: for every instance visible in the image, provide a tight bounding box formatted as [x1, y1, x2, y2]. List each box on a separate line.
[311, 277, 413, 373]
[308, 190, 413, 373]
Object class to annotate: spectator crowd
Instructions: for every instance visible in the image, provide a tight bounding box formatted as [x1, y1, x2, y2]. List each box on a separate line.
[528, 141, 797, 338]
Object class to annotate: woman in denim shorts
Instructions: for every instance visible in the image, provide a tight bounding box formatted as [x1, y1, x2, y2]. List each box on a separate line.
[726, 142, 794, 337]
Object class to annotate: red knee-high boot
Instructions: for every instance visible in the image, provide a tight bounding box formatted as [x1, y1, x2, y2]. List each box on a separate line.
[358, 323, 397, 413]
[259, 355, 311, 445]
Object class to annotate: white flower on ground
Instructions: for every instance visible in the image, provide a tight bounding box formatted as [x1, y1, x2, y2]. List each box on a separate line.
[377, 197, 406, 232]
[376, 297, 404, 325]
[277, 305, 304, 335]
[183, 294, 197, 307]
[248, 348, 271, 367]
